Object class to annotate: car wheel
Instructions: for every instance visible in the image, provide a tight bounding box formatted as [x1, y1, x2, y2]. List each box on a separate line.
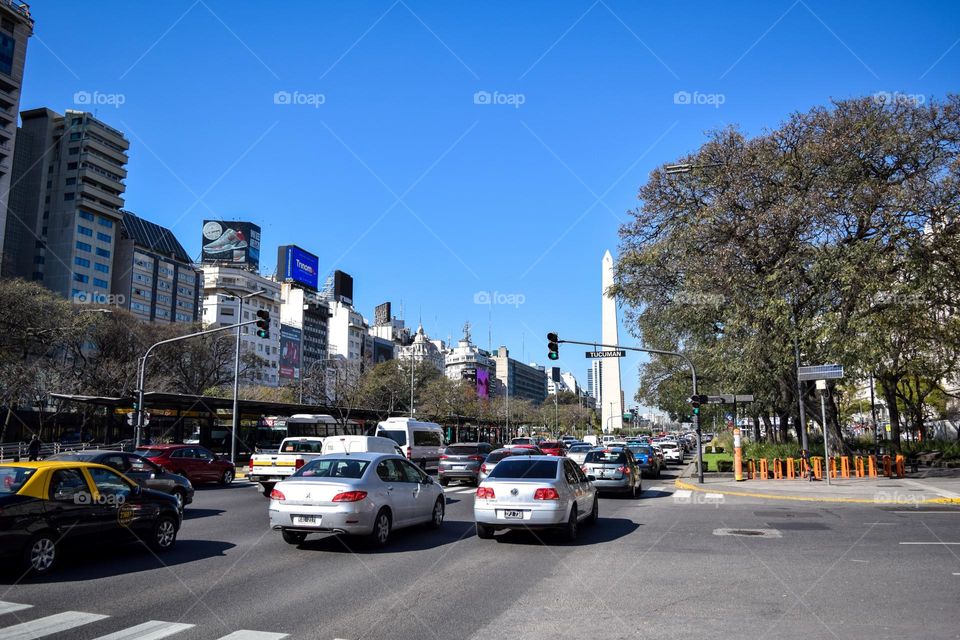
[171, 489, 186, 510]
[23, 533, 57, 574]
[428, 497, 444, 529]
[149, 515, 178, 551]
[563, 506, 578, 542]
[439, 477, 449, 487]
[476, 522, 495, 539]
[220, 469, 235, 485]
[587, 496, 599, 525]
[367, 509, 392, 547]
[282, 529, 307, 545]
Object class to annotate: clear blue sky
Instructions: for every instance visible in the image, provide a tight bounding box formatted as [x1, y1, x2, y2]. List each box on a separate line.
[22, 0, 959, 411]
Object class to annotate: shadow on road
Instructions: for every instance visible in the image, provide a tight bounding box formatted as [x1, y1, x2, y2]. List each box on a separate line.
[0, 539, 236, 584]
[182, 507, 226, 520]
[492, 517, 641, 546]
[292, 519, 476, 554]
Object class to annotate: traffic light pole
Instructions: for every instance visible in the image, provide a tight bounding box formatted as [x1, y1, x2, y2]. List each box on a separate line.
[134, 320, 258, 449]
[556, 338, 703, 483]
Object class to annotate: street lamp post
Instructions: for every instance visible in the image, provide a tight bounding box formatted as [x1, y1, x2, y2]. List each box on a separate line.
[224, 289, 266, 468]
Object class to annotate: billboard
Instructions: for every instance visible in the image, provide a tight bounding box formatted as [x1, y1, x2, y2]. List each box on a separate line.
[277, 245, 319, 290]
[372, 338, 395, 364]
[201, 220, 261, 270]
[476, 368, 490, 399]
[374, 302, 391, 326]
[279, 324, 302, 380]
[333, 270, 353, 304]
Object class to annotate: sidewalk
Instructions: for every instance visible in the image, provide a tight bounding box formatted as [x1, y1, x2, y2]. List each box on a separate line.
[676, 463, 960, 505]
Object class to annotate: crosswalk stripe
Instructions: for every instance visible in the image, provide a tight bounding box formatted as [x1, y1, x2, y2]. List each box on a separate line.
[674, 490, 693, 498]
[215, 631, 289, 640]
[0, 611, 109, 640]
[0, 602, 33, 616]
[91, 620, 195, 640]
[648, 486, 666, 492]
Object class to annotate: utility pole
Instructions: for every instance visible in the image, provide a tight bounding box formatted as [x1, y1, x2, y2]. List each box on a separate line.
[225, 289, 266, 468]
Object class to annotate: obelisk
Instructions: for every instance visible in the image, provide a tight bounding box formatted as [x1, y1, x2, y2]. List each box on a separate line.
[601, 250, 623, 433]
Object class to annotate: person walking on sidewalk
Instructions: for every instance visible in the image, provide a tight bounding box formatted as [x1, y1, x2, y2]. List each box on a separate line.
[27, 435, 41, 461]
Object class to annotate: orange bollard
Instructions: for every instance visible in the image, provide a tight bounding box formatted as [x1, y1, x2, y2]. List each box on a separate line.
[748, 459, 756, 480]
[772, 458, 782, 479]
[895, 455, 905, 478]
[868, 456, 877, 478]
[840, 456, 850, 479]
[759, 458, 769, 479]
[855, 456, 865, 478]
[828, 457, 837, 478]
[883, 455, 893, 477]
[812, 457, 823, 480]
[786, 457, 796, 479]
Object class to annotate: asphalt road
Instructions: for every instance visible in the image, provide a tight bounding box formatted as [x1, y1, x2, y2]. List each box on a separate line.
[2, 462, 959, 640]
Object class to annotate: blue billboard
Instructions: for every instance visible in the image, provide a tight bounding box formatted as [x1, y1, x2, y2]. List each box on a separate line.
[278, 245, 319, 290]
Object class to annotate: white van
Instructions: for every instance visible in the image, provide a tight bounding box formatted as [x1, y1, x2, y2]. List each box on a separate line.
[321, 435, 403, 456]
[374, 417, 445, 471]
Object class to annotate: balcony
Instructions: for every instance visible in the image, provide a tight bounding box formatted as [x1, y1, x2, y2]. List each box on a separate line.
[79, 181, 124, 209]
[79, 153, 127, 180]
[82, 137, 127, 166]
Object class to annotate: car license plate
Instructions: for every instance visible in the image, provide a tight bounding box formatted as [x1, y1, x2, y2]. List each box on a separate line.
[293, 515, 318, 525]
[503, 510, 523, 520]
[452, 465, 467, 470]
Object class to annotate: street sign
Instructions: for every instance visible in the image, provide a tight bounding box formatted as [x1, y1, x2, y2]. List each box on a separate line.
[797, 364, 844, 381]
[705, 394, 755, 404]
[585, 350, 626, 358]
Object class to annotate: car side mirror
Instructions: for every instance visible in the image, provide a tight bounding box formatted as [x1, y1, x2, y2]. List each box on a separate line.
[587, 475, 596, 482]
[424, 476, 434, 485]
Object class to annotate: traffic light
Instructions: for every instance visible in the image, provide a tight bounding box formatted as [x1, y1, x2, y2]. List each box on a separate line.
[547, 332, 559, 360]
[256, 309, 270, 339]
[688, 394, 708, 415]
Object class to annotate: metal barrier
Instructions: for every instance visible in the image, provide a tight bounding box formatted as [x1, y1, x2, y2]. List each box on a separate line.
[811, 456, 823, 480]
[868, 456, 877, 477]
[748, 459, 756, 479]
[855, 456, 865, 478]
[882, 455, 893, 477]
[0, 440, 124, 462]
[786, 457, 796, 479]
[773, 458, 783, 479]
[895, 454, 905, 478]
[840, 456, 850, 479]
[758, 458, 769, 479]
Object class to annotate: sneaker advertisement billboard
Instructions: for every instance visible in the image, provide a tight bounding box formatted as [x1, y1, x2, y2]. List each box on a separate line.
[201, 220, 261, 270]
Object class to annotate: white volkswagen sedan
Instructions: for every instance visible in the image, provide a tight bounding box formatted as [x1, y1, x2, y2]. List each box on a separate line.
[268, 453, 444, 547]
[474, 455, 597, 541]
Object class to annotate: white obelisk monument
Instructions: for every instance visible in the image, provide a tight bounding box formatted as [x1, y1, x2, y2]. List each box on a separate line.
[601, 250, 623, 433]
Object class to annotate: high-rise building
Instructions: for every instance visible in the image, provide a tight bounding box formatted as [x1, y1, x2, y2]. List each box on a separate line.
[4, 109, 128, 301]
[327, 299, 366, 362]
[397, 325, 444, 372]
[0, 1, 33, 273]
[280, 282, 330, 379]
[492, 346, 547, 405]
[201, 265, 281, 387]
[444, 323, 496, 398]
[112, 210, 200, 323]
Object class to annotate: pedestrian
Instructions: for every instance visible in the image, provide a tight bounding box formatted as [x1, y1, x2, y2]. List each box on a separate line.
[27, 434, 41, 461]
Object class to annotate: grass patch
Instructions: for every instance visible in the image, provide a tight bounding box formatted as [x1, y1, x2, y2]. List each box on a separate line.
[702, 452, 733, 472]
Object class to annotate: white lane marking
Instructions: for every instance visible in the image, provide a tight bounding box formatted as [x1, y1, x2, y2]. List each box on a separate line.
[864, 522, 898, 525]
[901, 479, 960, 499]
[0, 602, 33, 616]
[0, 612, 109, 640]
[674, 490, 693, 499]
[849, 559, 869, 563]
[953, 573, 960, 576]
[92, 621, 195, 640]
[704, 493, 724, 500]
[215, 632, 288, 640]
[648, 486, 666, 492]
[893, 510, 960, 514]
[899, 542, 960, 545]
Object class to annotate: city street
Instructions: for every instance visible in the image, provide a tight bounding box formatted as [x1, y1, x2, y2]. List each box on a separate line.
[2, 466, 959, 640]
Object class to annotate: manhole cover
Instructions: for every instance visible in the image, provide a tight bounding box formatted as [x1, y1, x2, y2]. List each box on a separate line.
[713, 528, 782, 538]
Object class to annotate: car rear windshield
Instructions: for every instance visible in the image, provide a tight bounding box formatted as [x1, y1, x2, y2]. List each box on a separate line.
[46, 453, 97, 462]
[296, 458, 370, 479]
[488, 459, 558, 479]
[568, 445, 592, 453]
[485, 450, 512, 463]
[138, 448, 166, 457]
[510, 438, 533, 445]
[539, 441, 562, 449]
[0, 467, 36, 494]
[281, 441, 323, 453]
[444, 445, 482, 456]
[584, 450, 628, 464]
[659, 442, 677, 449]
[377, 430, 407, 446]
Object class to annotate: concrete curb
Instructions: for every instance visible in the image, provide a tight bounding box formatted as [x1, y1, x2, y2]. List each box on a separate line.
[673, 477, 960, 505]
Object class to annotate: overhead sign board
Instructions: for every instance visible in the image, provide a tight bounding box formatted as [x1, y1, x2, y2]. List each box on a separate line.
[797, 365, 844, 381]
[585, 350, 626, 358]
[706, 394, 756, 404]
[277, 245, 320, 290]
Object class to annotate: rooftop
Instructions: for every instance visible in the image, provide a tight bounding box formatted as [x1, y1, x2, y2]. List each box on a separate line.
[119, 210, 191, 263]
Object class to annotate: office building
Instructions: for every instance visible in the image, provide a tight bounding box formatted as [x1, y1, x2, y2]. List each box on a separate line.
[4, 108, 128, 301]
[397, 325, 444, 372]
[444, 324, 496, 397]
[112, 210, 199, 322]
[492, 346, 547, 405]
[279, 282, 330, 379]
[0, 1, 33, 273]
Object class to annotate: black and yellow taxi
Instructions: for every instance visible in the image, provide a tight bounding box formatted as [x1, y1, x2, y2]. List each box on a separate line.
[0, 461, 182, 574]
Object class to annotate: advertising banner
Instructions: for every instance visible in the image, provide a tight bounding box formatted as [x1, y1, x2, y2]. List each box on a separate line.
[201, 220, 261, 270]
[476, 368, 490, 399]
[279, 324, 302, 380]
[278, 245, 320, 290]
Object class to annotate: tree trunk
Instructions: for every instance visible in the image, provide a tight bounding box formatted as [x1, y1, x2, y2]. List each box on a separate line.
[752, 413, 761, 441]
[878, 375, 902, 453]
[761, 413, 774, 443]
[777, 411, 791, 442]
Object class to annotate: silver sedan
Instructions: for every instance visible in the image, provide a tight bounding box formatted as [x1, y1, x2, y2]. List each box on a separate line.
[474, 455, 598, 542]
[268, 453, 445, 547]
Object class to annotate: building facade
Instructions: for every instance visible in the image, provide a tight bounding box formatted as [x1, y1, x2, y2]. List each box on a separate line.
[112, 210, 199, 322]
[398, 325, 444, 372]
[0, 1, 33, 273]
[327, 299, 366, 362]
[492, 346, 548, 405]
[4, 108, 128, 301]
[201, 265, 281, 387]
[279, 282, 330, 379]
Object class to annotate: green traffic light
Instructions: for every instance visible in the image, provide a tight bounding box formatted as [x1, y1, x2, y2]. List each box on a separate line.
[548, 352, 559, 360]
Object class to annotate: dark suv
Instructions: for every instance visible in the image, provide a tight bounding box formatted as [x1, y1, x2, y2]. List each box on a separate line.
[438, 442, 494, 486]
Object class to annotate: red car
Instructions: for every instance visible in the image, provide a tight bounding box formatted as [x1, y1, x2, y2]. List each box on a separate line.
[136, 445, 235, 486]
[538, 441, 567, 456]
[508, 444, 545, 455]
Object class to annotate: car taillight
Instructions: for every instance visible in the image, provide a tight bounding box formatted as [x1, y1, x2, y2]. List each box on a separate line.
[270, 489, 286, 501]
[618, 466, 631, 474]
[581, 465, 588, 473]
[295, 459, 305, 470]
[406, 448, 412, 460]
[476, 487, 495, 499]
[248, 458, 254, 471]
[534, 488, 560, 500]
[480, 464, 488, 474]
[332, 491, 368, 502]
[468, 455, 484, 462]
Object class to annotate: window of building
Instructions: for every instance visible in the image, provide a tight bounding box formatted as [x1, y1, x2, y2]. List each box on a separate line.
[74, 257, 90, 268]
[77, 226, 92, 236]
[72, 117, 83, 125]
[0, 33, 14, 75]
[70, 132, 81, 141]
[93, 278, 108, 288]
[98, 217, 113, 228]
[94, 263, 109, 273]
[76, 241, 91, 252]
[221, 307, 234, 316]
[95, 247, 110, 258]
[67, 162, 78, 170]
[78, 210, 94, 221]
[96, 232, 111, 243]
[73, 273, 89, 283]
[64, 193, 75, 201]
